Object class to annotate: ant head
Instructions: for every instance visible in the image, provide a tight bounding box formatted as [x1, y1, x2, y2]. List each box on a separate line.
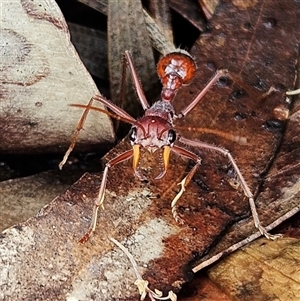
[128, 116, 177, 180]
[128, 117, 176, 151]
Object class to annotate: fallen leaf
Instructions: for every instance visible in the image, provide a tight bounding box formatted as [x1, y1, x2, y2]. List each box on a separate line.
[208, 237, 300, 301]
[0, 169, 83, 232]
[1, 0, 114, 154]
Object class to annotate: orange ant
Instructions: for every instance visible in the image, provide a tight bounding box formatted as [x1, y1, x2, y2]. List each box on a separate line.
[60, 50, 279, 243]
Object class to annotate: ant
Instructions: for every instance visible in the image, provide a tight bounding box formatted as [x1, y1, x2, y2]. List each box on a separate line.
[60, 50, 279, 243]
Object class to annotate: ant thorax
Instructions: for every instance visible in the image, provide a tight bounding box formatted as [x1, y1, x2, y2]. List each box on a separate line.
[144, 100, 175, 123]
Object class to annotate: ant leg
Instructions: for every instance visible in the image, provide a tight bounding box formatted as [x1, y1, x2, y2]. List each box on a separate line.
[170, 145, 201, 223]
[59, 97, 96, 169]
[60, 51, 149, 170]
[60, 93, 137, 170]
[177, 68, 275, 120]
[79, 149, 133, 243]
[171, 163, 200, 224]
[178, 69, 228, 118]
[178, 136, 281, 240]
[124, 51, 150, 110]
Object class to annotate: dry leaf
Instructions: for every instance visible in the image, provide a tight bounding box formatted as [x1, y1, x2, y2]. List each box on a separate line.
[1, 0, 114, 154]
[208, 237, 300, 301]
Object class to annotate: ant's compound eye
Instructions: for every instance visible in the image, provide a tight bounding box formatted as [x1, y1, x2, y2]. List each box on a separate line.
[168, 129, 176, 145]
[128, 127, 137, 143]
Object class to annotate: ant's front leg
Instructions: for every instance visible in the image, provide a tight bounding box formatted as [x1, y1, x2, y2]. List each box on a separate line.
[170, 145, 201, 223]
[79, 149, 133, 243]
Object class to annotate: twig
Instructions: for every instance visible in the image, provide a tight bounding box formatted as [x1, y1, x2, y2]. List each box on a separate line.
[110, 237, 177, 301]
